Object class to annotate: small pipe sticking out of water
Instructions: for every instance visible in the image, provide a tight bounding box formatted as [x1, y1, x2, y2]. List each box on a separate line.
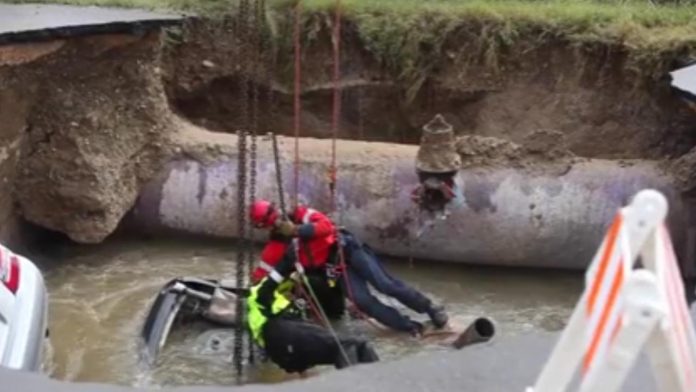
[451, 317, 497, 349]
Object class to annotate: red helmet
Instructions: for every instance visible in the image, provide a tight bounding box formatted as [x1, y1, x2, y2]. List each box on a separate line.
[249, 200, 279, 228]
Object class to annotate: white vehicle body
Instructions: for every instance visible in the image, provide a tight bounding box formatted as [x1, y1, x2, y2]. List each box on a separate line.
[0, 244, 48, 371]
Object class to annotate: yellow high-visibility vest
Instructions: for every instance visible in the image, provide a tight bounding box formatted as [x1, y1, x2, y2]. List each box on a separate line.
[246, 278, 293, 347]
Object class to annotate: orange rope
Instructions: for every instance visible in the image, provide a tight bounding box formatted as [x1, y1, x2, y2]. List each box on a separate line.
[290, 1, 334, 331]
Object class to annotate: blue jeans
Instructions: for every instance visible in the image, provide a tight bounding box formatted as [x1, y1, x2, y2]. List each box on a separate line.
[340, 232, 433, 332]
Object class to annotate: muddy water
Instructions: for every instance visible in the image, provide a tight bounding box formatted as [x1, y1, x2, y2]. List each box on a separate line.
[33, 236, 582, 387]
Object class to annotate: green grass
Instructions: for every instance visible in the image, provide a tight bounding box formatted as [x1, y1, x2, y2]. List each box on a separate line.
[9, 0, 695, 53]
[7, 0, 696, 86]
[291, 0, 696, 92]
[8, 0, 696, 51]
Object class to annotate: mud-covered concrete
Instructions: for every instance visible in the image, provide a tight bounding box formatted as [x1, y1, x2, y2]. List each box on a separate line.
[0, 331, 660, 391]
[128, 126, 690, 271]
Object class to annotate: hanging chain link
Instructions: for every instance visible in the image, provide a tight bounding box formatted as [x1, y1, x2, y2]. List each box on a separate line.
[239, 0, 251, 131]
[249, 0, 260, 224]
[244, 0, 262, 366]
[233, 0, 254, 380]
[245, 129, 256, 366]
[233, 129, 248, 382]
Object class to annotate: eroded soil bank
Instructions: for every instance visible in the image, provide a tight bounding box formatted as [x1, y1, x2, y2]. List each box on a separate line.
[0, 32, 178, 244]
[162, 16, 696, 160]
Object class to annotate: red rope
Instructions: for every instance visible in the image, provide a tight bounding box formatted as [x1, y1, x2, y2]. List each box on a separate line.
[288, 0, 380, 332]
[293, 0, 302, 209]
[329, 0, 341, 214]
[327, 0, 381, 331]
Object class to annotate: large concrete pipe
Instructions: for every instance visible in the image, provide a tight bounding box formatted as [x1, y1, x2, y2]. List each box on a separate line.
[130, 131, 690, 271]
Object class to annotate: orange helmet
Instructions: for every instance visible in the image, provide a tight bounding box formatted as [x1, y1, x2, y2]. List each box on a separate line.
[249, 200, 279, 228]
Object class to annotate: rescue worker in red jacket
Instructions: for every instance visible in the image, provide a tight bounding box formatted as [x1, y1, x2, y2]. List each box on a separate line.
[249, 200, 448, 336]
[250, 201, 345, 320]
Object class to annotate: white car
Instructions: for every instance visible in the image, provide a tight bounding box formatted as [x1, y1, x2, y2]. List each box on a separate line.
[0, 244, 48, 371]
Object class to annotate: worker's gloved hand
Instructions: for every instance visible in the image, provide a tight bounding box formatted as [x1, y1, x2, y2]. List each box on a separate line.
[274, 219, 297, 237]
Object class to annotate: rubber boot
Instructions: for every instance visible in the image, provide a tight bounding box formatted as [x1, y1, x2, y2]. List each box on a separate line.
[427, 305, 449, 329]
[356, 341, 380, 364]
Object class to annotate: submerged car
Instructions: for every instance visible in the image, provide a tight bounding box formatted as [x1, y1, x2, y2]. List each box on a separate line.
[140, 276, 248, 365]
[139, 276, 497, 368]
[0, 244, 49, 371]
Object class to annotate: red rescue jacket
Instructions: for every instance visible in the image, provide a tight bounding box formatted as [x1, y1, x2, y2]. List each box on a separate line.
[251, 239, 288, 284]
[290, 205, 337, 268]
[251, 205, 337, 283]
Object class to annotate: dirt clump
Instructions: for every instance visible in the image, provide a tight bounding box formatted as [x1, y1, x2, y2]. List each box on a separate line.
[6, 33, 176, 243]
[455, 129, 577, 175]
[522, 129, 569, 158]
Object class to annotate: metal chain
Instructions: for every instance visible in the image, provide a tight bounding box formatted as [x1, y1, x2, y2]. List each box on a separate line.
[245, 130, 256, 366]
[245, 0, 261, 366]
[233, 130, 248, 382]
[238, 0, 251, 131]
[232, 0, 253, 376]
[251, 0, 261, 140]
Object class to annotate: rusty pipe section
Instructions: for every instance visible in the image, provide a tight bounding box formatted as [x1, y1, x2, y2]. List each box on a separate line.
[452, 318, 496, 349]
[130, 132, 688, 271]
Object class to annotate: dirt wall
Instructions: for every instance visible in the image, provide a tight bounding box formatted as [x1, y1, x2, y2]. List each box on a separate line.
[162, 18, 696, 160]
[0, 42, 66, 246]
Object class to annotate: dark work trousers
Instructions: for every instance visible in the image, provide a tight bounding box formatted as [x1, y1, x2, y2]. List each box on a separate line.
[262, 316, 379, 373]
[340, 231, 433, 332]
[304, 269, 346, 320]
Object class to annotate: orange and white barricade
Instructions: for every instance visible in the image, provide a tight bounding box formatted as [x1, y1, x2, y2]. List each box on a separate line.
[526, 189, 696, 392]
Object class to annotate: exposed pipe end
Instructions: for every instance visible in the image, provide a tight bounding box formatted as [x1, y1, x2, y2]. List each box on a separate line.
[452, 317, 496, 349]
